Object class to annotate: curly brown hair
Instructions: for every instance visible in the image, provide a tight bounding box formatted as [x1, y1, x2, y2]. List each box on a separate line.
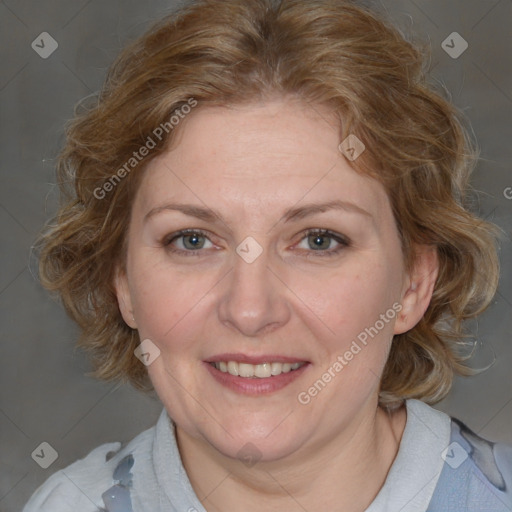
[37, 0, 500, 408]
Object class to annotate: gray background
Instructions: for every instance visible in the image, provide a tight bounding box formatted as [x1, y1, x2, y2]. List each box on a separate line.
[0, 1, 511, 510]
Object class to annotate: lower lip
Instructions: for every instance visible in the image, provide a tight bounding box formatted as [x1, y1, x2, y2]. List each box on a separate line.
[203, 362, 310, 395]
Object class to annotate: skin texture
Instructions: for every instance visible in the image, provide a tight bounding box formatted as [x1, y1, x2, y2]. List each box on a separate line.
[115, 97, 439, 511]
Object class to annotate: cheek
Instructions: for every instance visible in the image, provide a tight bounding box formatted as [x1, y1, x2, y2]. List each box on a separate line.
[300, 260, 399, 333]
[295, 267, 400, 406]
[128, 240, 403, 366]
[128, 257, 215, 346]
[294, 258, 401, 374]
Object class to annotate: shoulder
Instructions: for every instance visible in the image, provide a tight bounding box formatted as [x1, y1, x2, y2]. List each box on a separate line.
[428, 416, 512, 511]
[22, 424, 156, 512]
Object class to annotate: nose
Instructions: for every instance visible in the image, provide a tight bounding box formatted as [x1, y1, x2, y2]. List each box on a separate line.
[217, 247, 291, 337]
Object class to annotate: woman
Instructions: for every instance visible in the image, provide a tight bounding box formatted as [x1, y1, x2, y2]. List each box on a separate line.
[23, 0, 512, 510]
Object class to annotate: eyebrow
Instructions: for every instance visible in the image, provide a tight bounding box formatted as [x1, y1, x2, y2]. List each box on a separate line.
[144, 199, 373, 225]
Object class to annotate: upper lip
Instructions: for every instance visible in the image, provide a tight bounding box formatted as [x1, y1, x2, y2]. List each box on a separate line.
[206, 353, 309, 365]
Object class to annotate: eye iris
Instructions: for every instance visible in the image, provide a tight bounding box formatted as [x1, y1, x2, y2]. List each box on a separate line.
[308, 234, 330, 250]
[183, 233, 205, 250]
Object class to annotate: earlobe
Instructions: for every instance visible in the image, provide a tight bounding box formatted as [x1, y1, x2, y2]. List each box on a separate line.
[114, 267, 137, 329]
[394, 245, 439, 335]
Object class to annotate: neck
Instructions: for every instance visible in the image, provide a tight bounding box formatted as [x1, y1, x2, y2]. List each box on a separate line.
[176, 400, 407, 512]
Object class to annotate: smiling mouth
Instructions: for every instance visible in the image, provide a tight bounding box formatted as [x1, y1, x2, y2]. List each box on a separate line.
[209, 361, 307, 378]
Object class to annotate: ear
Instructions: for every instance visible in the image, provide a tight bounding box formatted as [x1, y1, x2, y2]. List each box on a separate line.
[114, 266, 137, 329]
[394, 244, 439, 335]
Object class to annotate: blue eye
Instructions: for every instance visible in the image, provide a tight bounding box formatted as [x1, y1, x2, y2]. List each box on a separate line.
[163, 228, 349, 257]
[296, 229, 350, 257]
[163, 229, 213, 255]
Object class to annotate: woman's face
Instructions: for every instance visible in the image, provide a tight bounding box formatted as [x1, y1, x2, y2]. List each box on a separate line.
[116, 98, 425, 462]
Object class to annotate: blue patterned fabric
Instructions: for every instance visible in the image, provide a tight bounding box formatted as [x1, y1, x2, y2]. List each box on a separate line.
[22, 402, 512, 511]
[101, 455, 135, 512]
[97, 415, 512, 511]
[427, 419, 512, 511]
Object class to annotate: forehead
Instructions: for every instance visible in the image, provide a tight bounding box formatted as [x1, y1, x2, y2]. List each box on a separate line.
[136, 99, 390, 222]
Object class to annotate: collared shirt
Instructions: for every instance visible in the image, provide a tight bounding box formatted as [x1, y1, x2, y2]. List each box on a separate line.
[22, 399, 512, 511]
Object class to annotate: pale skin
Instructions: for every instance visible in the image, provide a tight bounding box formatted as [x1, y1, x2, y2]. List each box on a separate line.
[115, 97, 439, 511]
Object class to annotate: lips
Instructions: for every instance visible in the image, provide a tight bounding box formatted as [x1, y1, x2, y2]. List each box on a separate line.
[204, 353, 310, 394]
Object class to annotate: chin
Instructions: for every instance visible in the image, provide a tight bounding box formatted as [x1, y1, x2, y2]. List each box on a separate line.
[213, 431, 304, 464]
[188, 410, 304, 463]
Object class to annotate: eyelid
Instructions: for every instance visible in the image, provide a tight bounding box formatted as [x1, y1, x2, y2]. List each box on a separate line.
[162, 227, 350, 257]
[301, 228, 350, 245]
[293, 228, 351, 257]
[162, 228, 212, 246]
[160, 228, 214, 256]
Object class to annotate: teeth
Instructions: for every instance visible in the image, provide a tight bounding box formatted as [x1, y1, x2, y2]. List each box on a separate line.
[212, 361, 306, 378]
[227, 361, 239, 376]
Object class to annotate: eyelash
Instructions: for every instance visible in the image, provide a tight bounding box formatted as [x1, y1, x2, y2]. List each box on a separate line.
[162, 228, 350, 258]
